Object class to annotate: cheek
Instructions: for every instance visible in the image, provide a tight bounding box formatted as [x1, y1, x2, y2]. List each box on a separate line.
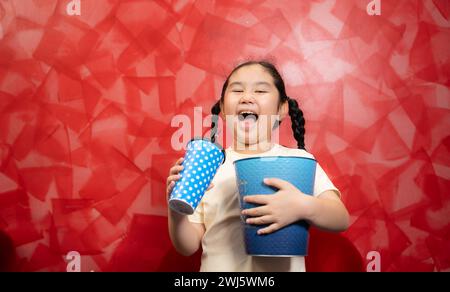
[222, 97, 238, 115]
[260, 98, 280, 114]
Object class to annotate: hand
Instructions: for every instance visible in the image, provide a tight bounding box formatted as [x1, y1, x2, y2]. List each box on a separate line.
[241, 178, 314, 235]
[166, 157, 214, 201]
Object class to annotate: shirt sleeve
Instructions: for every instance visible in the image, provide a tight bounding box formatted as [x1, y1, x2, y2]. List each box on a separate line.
[313, 163, 341, 198]
[187, 200, 205, 224]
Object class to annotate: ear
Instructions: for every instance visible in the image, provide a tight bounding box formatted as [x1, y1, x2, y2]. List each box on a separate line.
[279, 101, 289, 121]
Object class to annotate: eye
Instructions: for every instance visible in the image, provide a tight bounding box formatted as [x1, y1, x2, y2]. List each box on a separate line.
[255, 90, 268, 93]
[231, 89, 244, 93]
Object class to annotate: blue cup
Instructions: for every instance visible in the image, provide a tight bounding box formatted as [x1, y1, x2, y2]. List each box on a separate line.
[234, 156, 317, 256]
[169, 138, 225, 215]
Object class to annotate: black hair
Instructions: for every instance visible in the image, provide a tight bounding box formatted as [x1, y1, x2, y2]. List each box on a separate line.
[210, 61, 306, 150]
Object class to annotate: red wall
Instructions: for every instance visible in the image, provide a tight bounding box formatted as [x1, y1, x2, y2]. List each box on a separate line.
[0, 0, 448, 272]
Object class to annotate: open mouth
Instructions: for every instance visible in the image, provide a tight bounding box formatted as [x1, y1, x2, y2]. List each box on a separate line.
[238, 111, 259, 122]
[237, 111, 259, 132]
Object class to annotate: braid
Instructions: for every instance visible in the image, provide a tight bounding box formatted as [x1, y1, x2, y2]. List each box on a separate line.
[287, 97, 306, 150]
[210, 101, 221, 143]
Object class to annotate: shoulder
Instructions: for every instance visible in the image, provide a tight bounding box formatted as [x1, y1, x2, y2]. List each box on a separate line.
[275, 144, 316, 160]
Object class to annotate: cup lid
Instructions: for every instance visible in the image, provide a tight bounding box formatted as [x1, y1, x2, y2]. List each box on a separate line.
[188, 137, 226, 164]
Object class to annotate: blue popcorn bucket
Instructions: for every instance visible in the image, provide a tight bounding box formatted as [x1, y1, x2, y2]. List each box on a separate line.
[169, 138, 225, 215]
[234, 156, 316, 256]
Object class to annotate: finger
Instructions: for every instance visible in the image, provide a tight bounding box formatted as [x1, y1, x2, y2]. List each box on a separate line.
[257, 223, 280, 235]
[166, 181, 175, 197]
[263, 177, 294, 190]
[242, 205, 269, 217]
[246, 215, 274, 225]
[175, 157, 184, 165]
[243, 195, 270, 205]
[206, 182, 214, 191]
[169, 165, 184, 175]
[166, 174, 181, 186]
[168, 158, 185, 175]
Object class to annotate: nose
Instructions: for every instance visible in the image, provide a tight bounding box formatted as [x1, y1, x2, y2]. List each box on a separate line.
[239, 92, 255, 105]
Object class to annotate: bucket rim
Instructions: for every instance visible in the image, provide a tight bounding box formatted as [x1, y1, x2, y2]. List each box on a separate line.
[233, 156, 316, 164]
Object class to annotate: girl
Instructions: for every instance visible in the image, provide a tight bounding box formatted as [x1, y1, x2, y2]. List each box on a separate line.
[167, 61, 349, 272]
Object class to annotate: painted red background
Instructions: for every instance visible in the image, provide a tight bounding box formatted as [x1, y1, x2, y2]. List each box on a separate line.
[0, 0, 448, 272]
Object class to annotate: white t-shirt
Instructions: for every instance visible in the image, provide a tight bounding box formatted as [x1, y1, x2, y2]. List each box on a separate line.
[188, 143, 340, 272]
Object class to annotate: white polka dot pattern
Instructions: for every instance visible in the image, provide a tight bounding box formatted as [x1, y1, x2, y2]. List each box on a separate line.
[169, 139, 224, 215]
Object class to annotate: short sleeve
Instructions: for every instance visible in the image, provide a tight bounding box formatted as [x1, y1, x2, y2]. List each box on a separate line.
[313, 163, 341, 198]
[187, 200, 205, 224]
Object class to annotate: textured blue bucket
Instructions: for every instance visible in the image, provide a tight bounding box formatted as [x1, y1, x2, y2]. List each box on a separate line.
[234, 156, 316, 256]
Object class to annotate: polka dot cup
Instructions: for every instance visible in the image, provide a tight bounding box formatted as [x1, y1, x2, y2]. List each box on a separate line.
[169, 138, 225, 215]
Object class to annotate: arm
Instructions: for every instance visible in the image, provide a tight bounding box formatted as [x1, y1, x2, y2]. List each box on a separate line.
[302, 190, 349, 232]
[166, 157, 209, 256]
[242, 178, 350, 234]
[168, 209, 205, 256]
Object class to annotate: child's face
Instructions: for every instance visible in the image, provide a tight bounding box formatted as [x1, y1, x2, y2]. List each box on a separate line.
[221, 64, 288, 149]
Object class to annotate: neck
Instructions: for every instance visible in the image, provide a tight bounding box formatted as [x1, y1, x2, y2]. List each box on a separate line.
[232, 140, 274, 154]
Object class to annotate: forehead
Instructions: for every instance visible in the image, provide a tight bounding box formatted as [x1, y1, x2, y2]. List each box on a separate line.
[228, 64, 274, 85]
